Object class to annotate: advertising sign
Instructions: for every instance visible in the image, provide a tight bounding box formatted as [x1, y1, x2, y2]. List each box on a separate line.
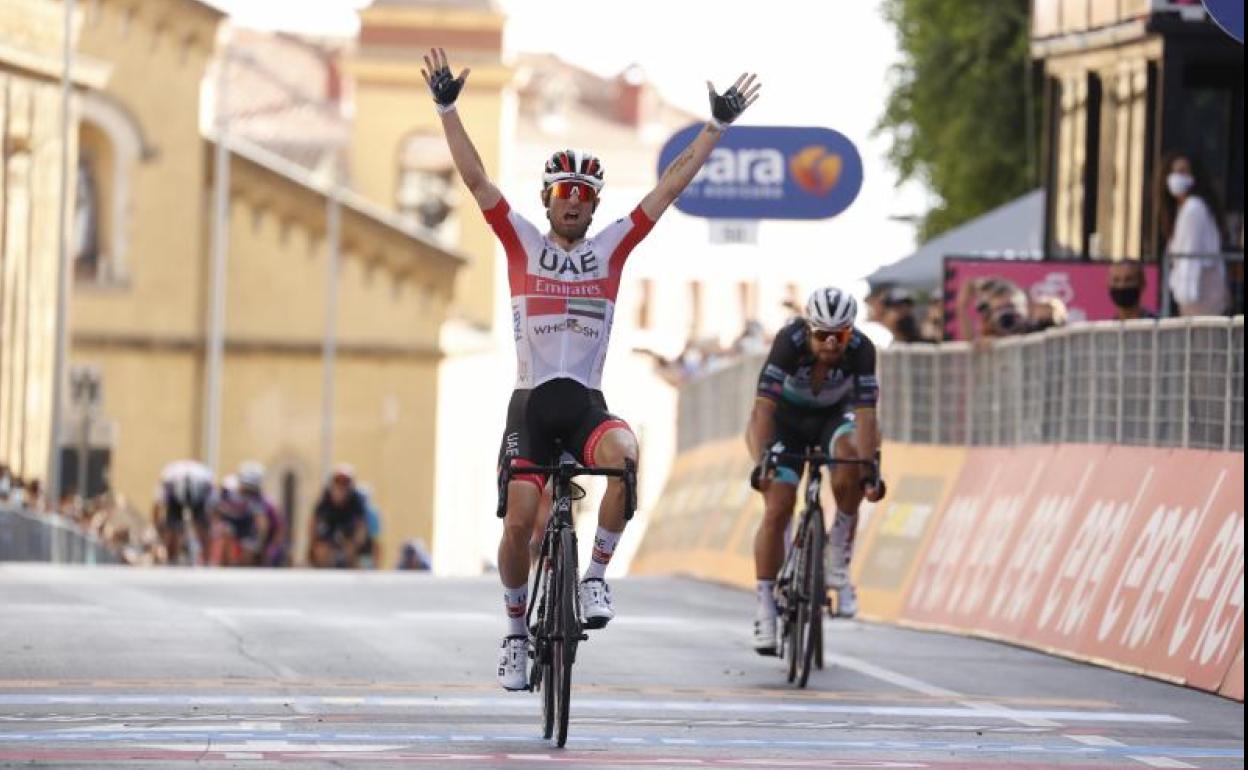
[1203, 0, 1244, 43]
[657, 125, 863, 220]
[942, 258, 1162, 340]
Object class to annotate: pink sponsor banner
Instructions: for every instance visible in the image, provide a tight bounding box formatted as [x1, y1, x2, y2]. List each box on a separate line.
[901, 446, 1057, 626]
[1030, 447, 1244, 690]
[974, 446, 1108, 641]
[942, 258, 1161, 341]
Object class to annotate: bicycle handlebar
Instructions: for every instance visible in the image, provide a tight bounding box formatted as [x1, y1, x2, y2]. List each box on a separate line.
[497, 458, 638, 522]
[756, 450, 886, 497]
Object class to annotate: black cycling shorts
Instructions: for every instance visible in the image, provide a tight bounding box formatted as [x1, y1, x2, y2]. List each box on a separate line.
[768, 406, 856, 485]
[498, 378, 632, 491]
[163, 492, 208, 530]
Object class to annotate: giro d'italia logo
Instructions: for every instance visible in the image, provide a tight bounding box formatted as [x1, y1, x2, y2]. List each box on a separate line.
[790, 146, 844, 197]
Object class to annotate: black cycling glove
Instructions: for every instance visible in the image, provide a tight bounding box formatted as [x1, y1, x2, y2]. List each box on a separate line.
[428, 65, 465, 111]
[707, 74, 760, 130]
[423, 48, 468, 113]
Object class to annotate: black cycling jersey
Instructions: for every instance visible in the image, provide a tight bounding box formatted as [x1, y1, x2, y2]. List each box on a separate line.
[756, 318, 879, 412]
[314, 488, 367, 540]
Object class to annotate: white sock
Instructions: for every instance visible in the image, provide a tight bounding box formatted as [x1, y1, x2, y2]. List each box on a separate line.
[756, 579, 777, 619]
[503, 584, 528, 636]
[831, 509, 856, 550]
[583, 527, 622, 581]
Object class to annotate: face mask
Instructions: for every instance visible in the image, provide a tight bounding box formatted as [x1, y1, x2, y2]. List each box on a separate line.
[1110, 286, 1141, 309]
[1167, 172, 1194, 198]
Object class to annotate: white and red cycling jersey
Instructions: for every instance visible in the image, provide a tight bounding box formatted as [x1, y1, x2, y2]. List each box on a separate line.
[483, 197, 655, 390]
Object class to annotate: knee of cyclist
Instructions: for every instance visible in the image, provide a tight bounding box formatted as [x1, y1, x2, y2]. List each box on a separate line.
[761, 506, 792, 532]
[591, 429, 638, 470]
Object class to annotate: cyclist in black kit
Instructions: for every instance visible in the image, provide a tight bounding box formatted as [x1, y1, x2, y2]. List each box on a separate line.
[745, 287, 886, 654]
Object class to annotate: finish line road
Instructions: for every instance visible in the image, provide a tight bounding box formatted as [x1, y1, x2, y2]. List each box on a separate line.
[0, 565, 1241, 769]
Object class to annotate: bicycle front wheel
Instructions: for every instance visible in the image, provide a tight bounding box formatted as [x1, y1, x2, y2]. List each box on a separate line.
[786, 540, 805, 684]
[554, 527, 579, 748]
[798, 514, 825, 688]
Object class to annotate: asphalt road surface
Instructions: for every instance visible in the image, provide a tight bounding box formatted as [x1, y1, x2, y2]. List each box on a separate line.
[0, 564, 1242, 769]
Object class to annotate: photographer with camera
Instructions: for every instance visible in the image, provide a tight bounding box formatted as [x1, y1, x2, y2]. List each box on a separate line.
[956, 277, 1028, 350]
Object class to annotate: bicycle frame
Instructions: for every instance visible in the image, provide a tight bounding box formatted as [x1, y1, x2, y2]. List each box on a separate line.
[766, 448, 875, 686]
[497, 453, 637, 747]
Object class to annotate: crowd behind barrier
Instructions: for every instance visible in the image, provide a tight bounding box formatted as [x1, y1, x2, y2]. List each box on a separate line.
[0, 502, 122, 564]
[638, 314, 1244, 699]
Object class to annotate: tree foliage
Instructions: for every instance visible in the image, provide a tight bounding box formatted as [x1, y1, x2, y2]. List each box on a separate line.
[876, 0, 1036, 241]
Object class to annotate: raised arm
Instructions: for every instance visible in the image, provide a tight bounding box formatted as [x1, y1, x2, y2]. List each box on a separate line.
[421, 47, 501, 211]
[640, 73, 761, 222]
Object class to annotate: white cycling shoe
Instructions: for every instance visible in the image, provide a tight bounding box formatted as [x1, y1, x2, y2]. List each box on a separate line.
[579, 578, 614, 630]
[752, 615, 778, 656]
[834, 584, 859, 618]
[496, 634, 530, 691]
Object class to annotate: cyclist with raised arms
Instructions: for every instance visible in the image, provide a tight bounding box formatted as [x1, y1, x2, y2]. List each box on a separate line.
[746, 287, 886, 655]
[420, 47, 759, 690]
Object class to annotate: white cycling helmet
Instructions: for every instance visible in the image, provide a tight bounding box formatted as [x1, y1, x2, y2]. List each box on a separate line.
[237, 461, 265, 491]
[805, 286, 857, 331]
[541, 149, 605, 191]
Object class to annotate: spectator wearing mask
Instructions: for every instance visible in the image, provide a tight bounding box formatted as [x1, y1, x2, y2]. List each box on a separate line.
[881, 288, 924, 344]
[1108, 260, 1156, 320]
[1158, 152, 1228, 316]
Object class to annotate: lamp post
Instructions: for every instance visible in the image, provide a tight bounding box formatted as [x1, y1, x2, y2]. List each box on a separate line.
[47, 0, 75, 507]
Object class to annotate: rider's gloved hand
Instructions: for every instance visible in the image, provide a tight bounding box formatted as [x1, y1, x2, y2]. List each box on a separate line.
[862, 450, 887, 502]
[707, 73, 762, 130]
[749, 449, 771, 492]
[749, 463, 764, 491]
[421, 47, 470, 114]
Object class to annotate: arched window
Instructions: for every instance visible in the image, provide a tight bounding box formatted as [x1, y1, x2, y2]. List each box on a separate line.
[396, 129, 457, 244]
[75, 92, 149, 284]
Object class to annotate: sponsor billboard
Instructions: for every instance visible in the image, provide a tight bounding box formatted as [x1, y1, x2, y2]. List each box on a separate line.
[854, 443, 967, 622]
[942, 258, 1162, 340]
[1203, 0, 1244, 42]
[657, 125, 864, 220]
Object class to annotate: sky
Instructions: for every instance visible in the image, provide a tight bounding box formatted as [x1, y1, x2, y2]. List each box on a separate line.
[205, 0, 929, 281]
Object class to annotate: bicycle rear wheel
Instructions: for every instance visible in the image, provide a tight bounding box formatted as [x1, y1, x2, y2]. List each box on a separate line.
[554, 527, 579, 748]
[798, 514, 825, 687]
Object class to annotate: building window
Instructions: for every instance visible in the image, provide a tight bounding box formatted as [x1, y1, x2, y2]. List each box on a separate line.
[396, 130, 457, 243]
[73, 156, 102, 280]
[76, 92, 148, 285]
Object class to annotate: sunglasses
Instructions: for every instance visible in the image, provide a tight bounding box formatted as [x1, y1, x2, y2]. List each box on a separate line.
[547, 180, 598, 203]
[810, 326, 852, 344]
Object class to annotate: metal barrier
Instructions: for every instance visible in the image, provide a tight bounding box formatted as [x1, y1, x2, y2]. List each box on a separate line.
[881, 316, 1244, 450]
[675, 317, 1244, 452]
[0, 504, 120, 564]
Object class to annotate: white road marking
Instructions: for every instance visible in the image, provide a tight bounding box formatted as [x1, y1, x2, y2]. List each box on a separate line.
[0, 693, 1186, 723]
[1066, 734, 1126, 746]
[824, 652, 1058, 727]
[1127, 758, 1198, 768]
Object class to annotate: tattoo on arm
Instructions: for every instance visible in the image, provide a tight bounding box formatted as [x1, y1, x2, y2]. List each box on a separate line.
[660, 147, 695, 185]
